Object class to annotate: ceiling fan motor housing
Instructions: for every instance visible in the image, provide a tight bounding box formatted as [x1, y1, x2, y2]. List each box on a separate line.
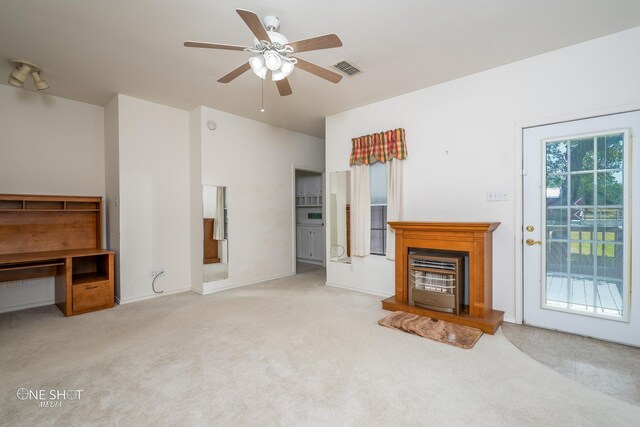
[253, 30, 289, 49]
[263, 15, 280, 31]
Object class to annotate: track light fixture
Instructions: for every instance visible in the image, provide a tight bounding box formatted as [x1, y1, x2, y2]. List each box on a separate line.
[10, 64, 31, 86]
[30, 70, 49, 90]
[8, 75, 24, 88]
[8, 60, 49, 91]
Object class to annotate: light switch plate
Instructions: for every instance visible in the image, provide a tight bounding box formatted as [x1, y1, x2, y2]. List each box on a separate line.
[487, 191, 508, 202]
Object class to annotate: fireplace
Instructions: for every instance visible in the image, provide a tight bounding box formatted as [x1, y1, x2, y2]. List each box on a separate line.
[383, 222, 503, 334]
[408, 250, 465, 314]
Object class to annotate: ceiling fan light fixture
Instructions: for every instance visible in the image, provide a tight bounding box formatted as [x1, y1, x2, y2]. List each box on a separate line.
[249, 55, 267, 79]
[264, 50, 282, 71]
[30, 70, 49, 90]
[281, 60, 294, 75]
[271, 68, 286, 82]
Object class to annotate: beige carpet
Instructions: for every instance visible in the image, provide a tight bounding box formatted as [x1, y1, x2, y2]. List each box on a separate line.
[1, 269, 639, 426]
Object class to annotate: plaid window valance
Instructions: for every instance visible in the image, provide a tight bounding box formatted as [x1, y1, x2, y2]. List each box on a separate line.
[349, 128, 408, 166]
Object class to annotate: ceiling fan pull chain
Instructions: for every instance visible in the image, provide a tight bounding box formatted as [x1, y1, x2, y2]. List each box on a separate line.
[260, 78, 265, 113]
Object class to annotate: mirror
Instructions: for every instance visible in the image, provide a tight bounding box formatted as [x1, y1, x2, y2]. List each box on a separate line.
[203, 185, 228, 282]
[329, 171, 351, 263]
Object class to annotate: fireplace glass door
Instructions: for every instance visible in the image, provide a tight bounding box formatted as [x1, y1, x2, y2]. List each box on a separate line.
[408, 252, 464, 314]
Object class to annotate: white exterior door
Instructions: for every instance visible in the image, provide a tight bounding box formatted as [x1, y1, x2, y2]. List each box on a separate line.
[523, 111, 640, 346]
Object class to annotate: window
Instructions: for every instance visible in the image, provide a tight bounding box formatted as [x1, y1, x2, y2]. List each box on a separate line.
[544, 131, 628, 317]
[370, 162, 387, 255]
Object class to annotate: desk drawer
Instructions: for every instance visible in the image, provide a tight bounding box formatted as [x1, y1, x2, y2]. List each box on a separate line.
[72, 280, 112, 312]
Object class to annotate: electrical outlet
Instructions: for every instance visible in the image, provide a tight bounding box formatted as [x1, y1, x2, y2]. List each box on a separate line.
[486, 191, 508, 202]
[6, 280, 27, 288]
[149, 269, 166, 280]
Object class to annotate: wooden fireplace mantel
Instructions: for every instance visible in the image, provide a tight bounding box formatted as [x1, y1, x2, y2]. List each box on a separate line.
[383, 221, 503, 334]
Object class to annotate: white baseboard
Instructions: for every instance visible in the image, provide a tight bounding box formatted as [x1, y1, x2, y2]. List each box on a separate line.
[325, 281, 391, 298]
[502, 316, 517, 324]
[190, 286, 204, 295]
[201, 272, 295, 295]
[117, 287, 192, 305]
[0, 299, 54, 314]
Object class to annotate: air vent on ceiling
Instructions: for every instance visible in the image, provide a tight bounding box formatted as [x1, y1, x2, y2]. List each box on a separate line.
[331, 59, 362, 77]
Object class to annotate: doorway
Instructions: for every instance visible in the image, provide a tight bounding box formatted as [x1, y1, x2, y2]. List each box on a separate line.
[522, 110, 639, 346]
[294, 168, 325, 274]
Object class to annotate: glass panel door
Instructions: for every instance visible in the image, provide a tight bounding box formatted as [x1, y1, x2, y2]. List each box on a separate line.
[523, 110, 639, 346]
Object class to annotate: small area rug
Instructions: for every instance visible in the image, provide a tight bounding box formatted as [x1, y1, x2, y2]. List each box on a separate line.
[378, 311, 483, 349]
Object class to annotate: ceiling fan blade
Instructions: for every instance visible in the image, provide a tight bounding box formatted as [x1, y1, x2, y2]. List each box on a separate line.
[276, 78, 293, 96]
[287, 34, 342, 53]
[184, 41, 249, 51]
[293, 57, 342, 84]
[236, 9, 271, 43]
[218, 62, 251, 83]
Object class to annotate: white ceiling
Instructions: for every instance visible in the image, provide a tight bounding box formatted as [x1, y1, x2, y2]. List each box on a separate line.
[1, 1, 639, 138]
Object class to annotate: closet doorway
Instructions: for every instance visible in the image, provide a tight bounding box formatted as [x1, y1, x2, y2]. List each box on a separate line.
[293, 168, 325, 274]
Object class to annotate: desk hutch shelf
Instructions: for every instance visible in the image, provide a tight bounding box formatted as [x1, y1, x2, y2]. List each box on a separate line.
[0, 194, 115, 316]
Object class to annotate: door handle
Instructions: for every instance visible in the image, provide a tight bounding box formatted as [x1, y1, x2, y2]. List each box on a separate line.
[526, 238, 542, 246]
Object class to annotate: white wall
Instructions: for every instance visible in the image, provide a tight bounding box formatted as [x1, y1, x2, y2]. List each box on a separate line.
[114, 95, 191, 303]
[104, 96, 120, 296]
[193, 106, 324, 294]
[202, 185, 217, 218]
[325, 27, 640, 321]
[188, 107, 203, 291]
[0, 84, 104, 312]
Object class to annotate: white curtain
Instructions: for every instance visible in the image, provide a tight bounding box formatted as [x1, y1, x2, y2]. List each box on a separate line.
[351, 164, 370, 257]
[213, 186, 225, 240]
[385, 158, 403, 260]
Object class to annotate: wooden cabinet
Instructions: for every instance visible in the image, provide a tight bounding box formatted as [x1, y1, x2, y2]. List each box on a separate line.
[296, 226, 324, 263]
[68, 252, 114, 315]
[0, 194, 115, 316]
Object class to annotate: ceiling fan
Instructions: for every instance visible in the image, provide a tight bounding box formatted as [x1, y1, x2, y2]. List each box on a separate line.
[184, 9, 343, 96]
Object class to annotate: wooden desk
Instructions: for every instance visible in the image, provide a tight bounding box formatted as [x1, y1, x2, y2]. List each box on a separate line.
[0, 249, 115, 316]
[0, 194, 115, 316]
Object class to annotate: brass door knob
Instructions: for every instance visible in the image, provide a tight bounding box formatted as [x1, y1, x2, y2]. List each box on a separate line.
[526, 225, 535, 232]
[526, 238, 542, 246]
